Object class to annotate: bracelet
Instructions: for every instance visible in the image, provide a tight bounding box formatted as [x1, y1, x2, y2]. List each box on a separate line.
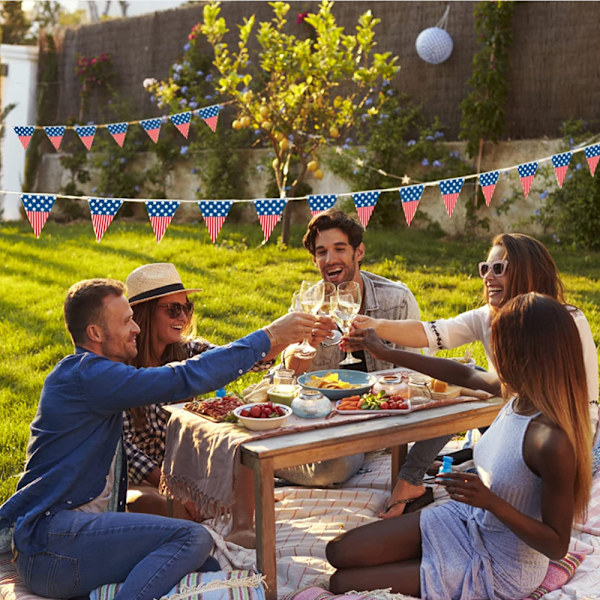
[263, 326, 277, 346]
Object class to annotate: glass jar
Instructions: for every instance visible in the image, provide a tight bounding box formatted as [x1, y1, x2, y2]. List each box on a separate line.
[372, 375, 408, 398]
[291, 390, 332, 419]
[408, 375, 433, 405]
[273, 369, 296, 386]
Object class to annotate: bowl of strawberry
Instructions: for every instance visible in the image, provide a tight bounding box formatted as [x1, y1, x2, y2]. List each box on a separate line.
[233, 402, 292, 431]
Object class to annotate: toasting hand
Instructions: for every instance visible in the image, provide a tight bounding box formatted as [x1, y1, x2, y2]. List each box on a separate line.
[340, 327, 388, 359]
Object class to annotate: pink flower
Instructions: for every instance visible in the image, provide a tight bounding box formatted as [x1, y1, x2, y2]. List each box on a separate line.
[296, 11, 308, 24]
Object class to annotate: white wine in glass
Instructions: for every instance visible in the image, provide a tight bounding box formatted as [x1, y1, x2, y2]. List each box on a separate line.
[293, 281, 324, 359]
[334, 281, 362, 365]
[319, 282, 342, 347]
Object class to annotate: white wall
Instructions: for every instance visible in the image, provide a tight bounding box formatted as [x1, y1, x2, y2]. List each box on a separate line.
[0, 44, 38, 220]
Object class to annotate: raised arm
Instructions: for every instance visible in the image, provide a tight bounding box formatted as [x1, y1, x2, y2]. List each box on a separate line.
[351, 316, 429, 347]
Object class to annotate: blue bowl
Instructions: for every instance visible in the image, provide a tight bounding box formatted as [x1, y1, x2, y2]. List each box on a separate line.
[297, 369, 376, 400]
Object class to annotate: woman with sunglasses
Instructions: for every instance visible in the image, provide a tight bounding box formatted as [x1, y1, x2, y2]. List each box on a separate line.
[351, 233, 598, 518]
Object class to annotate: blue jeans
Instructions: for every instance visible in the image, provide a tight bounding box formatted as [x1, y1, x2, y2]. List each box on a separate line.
[15, 510, 213, 600]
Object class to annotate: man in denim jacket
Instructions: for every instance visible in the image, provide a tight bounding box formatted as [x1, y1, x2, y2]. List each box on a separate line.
[0, 278, 315, 600]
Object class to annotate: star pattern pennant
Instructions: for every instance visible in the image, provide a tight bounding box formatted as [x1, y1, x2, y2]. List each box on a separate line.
[551, 152, 572, 188]
[517, 162, 538, 198]
[307, 194, 337, 216]
[399, 185, 424, 226]
[439, 178, 464, 217]
[254, 198, 286, 242]
[14, 126, 35, 150]
[479, 171, 499, 206]
[198, 200, 233, 243]
[352, 191, 380, 228]
[140, 118, 162, 143]
[88, 198, 123, 242]
[106, 122, 128, 147]
[43, 126, 66, 151]
[198, 105, 220, 132]
[74, 125, 97, 151]
[21, 194, 55, 238]
[584, 144, 600, 177]
[145, 200, 179, 242]
[170, 111, 192, 139]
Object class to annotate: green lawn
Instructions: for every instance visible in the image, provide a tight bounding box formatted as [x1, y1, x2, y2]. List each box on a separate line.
[1, 219, 599, 502]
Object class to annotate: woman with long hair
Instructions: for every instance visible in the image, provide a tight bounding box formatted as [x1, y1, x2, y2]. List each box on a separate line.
[351, 233, 598, 517]
[328, 293, 592, 599]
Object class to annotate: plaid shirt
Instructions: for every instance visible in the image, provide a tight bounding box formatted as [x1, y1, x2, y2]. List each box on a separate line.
[123, 339, 274, 484]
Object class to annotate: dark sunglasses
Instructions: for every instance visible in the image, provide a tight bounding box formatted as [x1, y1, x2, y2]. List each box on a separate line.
[157, 302, 194, 319]
[478, 260, 508, 278]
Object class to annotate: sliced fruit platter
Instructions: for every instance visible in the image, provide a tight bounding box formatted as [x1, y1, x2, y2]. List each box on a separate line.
[185, 395, 244, 422]
[336, 391, 412, 414]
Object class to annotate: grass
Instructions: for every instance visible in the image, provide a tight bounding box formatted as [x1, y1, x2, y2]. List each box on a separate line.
[0, 219, 599, 502]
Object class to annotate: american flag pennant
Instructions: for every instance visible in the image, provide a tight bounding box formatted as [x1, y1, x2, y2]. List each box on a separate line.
[551, 152, 572, 188]
[198, 105, 220, 132]
[140, 118, 162, 143]
[74, 125, 97, 150]
[584, 144, 600, 177]
[307, 194, 337, 216]
[21, 193, 55, 238]
[478, 171, 499, 206]
[14, 126, 35, 150]
[43, 126, 66, 151]
[107, 122, 128, 147]
[254, 198, 286, 242]
[439, 178, 464, 217]
[169, 111, 192, 139]
[352, 191, 380, 228]
[399, 185, 424, 226]
[88, 198, 123, 242]
[198, 200, 233, 243]
[517, 162, 538, 198]
[145, 200, 179, 243]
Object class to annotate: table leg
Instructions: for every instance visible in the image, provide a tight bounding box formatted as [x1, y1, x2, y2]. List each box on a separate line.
[390, 444, 408, 491]
[253, 457, 277, 600]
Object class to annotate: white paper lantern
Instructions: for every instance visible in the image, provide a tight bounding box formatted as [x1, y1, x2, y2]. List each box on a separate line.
[415, 26, 454, 64]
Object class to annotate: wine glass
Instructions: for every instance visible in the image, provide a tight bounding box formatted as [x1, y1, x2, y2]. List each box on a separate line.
[319, 282, 342, 347]
[333, 281, 362, 365]
[293, 281, 325, 359]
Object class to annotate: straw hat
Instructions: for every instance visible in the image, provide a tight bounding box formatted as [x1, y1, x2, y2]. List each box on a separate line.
[126, 263, 202, 306]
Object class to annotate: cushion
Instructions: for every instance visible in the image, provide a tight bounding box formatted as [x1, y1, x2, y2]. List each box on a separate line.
[520, 551, 585, 600]
[281, 586, 419, 600]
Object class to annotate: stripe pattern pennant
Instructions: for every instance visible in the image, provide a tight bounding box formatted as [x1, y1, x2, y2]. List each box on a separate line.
[199, 105, 220, 132]
[307, 194, 337, 216]
[584, 144, 600, 176]
[140, 118, 162, 143]
[439, 178, 464, 217]
[352, 191, 380, 227]
[255, 198, 286, 242]
[146, 200, 179, 242]
[517, 162, 538, 198]
[551, 152, 572, 188]
[107, 122, 128, 147]
[74, 125, 97, 150]
[198, 200, 233, 243]
[44, 126, 66, 151]
[14, 126, 35, 150]
[479, 171, 499, 206]
[170, 111, 192, 139]
[399, 185, 424, 226]
[21, 193, 55, 238]
[88, 198, 123, 242]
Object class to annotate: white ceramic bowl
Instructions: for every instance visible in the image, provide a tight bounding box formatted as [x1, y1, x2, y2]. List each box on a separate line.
[233, 403, 292, 431]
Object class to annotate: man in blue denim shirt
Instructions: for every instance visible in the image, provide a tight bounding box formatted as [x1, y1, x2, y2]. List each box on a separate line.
[0, 278, 316, 600]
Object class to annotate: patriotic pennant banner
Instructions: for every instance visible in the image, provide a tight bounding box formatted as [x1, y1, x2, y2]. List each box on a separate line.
[21, 194, 55, 238]
[146, 200, 180, 243]
[88, 197, 123, 242]
[74, 125, 97, 151]
[170, 111, 192, 139]
[44, 126, 66, 151]
[551, 152, 572, 188]
[198, 200, 233, 243]
[399, 184, 424, 226]
[478, 171, 499, 207]
[141, 118, 162, 144]
[255, 198, 287, 242]
[352, 191, 380, 227]
[198, 105, 220, 132]
[307, 194, 337, 216]
[517, 162, 538, 199]
[14, 126, 35, 150]
[107, 122, 129, 147]
[584, 144, 600, 176]
[439, 178, 464, 217]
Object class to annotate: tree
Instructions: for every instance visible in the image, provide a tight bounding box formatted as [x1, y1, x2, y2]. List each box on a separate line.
[200, 0, 399, 244]
[0, 1, 32, 44]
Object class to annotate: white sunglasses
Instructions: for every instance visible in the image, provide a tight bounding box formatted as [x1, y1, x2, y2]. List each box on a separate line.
[478, 260, 508, 278]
